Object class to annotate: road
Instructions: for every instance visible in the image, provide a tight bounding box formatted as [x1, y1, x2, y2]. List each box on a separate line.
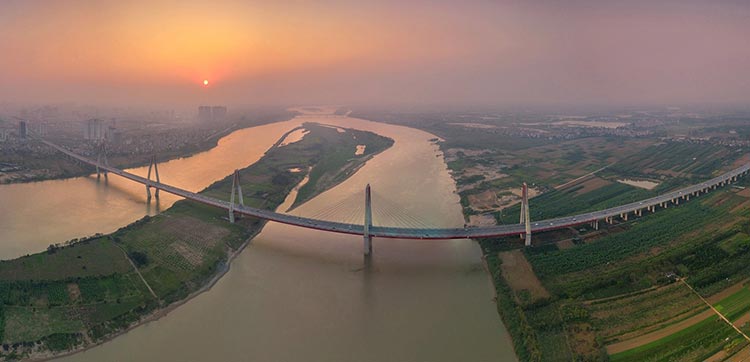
[42, 139, 750, 240]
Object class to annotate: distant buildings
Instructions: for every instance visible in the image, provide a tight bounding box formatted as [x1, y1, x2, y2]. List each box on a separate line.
[18, 121, 27, 139]
[197, 106, 227, 122]
[33, 122, 47, 136]
[198, 106, 212, 122]
[212, 106, 227, 121]
[83, 119, 105, 141]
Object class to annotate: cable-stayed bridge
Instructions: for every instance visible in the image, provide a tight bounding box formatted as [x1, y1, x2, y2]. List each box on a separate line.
[40, 138, 750, 256]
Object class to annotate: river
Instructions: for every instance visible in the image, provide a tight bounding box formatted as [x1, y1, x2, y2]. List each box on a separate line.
[0, 113, 516, 361]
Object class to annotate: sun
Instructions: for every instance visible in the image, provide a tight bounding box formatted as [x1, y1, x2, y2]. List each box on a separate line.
[203, 79, 209, 86]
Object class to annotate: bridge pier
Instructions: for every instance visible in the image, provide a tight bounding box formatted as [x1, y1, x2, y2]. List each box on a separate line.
[364, 184, 373, 256]
[519, 182, 531, 246]
[146, 156, 160, 201]
[228, 169, 244, 223]
[592, 220, 599, 230]
[96, 142, 109, 180]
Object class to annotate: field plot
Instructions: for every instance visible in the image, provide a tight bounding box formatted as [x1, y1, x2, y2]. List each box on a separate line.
[498, 250, 550, 305]
[0, 238, 132, 281]
[607, 142, 739, 180]
[3, 306, 85, 343]
[608, 285, 750, 362]
[588, 282, 707, 344]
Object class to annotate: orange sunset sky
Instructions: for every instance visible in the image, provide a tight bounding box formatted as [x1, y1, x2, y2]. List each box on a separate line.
[1, 0, 750, 108]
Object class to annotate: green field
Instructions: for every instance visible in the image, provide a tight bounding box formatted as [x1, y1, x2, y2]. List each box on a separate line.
[610, 286, 750, 362]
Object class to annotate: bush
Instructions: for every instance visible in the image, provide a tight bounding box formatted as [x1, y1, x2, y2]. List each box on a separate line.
[128, 251, 149, 267]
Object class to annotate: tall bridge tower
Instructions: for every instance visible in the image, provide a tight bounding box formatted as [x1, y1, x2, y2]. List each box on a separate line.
[519, 182, 532, 246]
[95, 142, 109, 180]
[364, 184, 373, 257]
[228, 169, 244, 223]
[146, 156, 160, 201]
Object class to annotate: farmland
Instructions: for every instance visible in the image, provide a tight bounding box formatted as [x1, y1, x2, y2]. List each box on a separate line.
[0, 123, 393, 360]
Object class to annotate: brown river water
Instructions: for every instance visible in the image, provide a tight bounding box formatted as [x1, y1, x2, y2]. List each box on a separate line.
[0, 114, 516, 361]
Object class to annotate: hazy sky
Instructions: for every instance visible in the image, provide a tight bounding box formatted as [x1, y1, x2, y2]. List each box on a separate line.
[1, 0, 749, 109]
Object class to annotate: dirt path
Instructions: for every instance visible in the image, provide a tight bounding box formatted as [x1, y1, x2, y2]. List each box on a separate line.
[681, 279, 750, 342]
[727, 345, 750, 361]
[555, 164, 612, 190]
[606, 279, 750, 355]
[112, 241, 158, 300]
[606, 308, 714, 355]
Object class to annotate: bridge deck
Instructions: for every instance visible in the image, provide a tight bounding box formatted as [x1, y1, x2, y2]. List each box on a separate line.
[42, 139, 750, 240]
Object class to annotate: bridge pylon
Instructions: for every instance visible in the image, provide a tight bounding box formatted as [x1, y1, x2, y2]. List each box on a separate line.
[519, 182, 531, 246]
[146, 156, 160, 201]
[95, 142, 109, 180]
[228, 169, 244, 223]
[364, 184, 373, 257]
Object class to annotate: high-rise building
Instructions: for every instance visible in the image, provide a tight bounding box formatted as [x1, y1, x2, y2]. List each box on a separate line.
[34, 122, 47, 137]
[83, 119, 105, 140]
[18, 121, 27, 139]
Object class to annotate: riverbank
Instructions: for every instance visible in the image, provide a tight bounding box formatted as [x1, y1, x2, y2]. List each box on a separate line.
[0, 123, 393, 361]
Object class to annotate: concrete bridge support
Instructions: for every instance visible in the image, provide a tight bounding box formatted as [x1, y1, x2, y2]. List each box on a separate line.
[95, 142, 109, 180]
[519, 183, 531, 246]
[364, 184, 373, 256]
[228, 169, 244, 223]
[146, 156, 160, 201]
[592, 220, 599, 230]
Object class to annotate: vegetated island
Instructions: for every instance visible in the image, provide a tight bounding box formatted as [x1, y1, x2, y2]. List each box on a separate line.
[0, 122, 393, 361]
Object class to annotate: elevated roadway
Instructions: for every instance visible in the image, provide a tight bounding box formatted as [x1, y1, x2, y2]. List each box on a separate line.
[41, 139, 750, 241]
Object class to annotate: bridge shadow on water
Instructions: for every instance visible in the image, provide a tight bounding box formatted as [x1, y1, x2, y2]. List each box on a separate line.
[83, 173, 165, 215]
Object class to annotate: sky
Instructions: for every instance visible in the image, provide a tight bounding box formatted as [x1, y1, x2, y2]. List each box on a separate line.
[1, 0, 749, 109]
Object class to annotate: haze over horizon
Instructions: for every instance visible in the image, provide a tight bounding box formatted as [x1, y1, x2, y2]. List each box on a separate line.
[2, 0, 750, 109]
